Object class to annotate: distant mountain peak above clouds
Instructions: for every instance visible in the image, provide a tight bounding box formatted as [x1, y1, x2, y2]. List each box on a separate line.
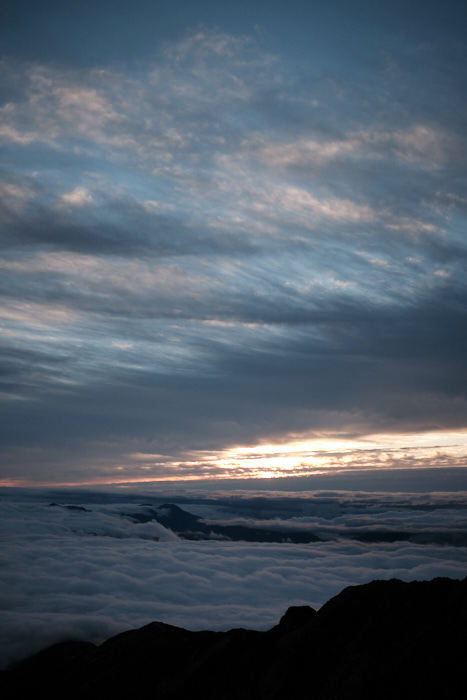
[155, 503, 204, 527]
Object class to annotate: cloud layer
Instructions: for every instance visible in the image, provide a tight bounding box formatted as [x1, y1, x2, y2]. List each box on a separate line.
[1, 486, 466, 668]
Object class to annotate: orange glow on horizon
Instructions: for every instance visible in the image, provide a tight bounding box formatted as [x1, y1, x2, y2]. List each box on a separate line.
[1, 429, 466, 488]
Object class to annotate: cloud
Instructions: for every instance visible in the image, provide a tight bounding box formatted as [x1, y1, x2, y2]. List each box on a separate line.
[387, 125, 454, 170]
[0, 276, 466, 482]
[0, 182, 33, 210]
[198, 491, 467, 545]
[249, 183, 375, 224]
[257, 137, 361, 168]
[59, 186, 93, 207]
[1, 489, 466, 669]
[54, 85, 118, 134]
[254, 124, 457, 173]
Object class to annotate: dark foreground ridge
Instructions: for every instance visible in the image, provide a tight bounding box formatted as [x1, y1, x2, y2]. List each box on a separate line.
[2, 577, 466, 699]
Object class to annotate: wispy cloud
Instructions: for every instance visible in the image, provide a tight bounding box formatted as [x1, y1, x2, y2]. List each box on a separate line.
[0, 24, 466, 482]
[59, 186, 93, 207]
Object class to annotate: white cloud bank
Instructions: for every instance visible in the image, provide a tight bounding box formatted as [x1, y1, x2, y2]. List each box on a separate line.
[1, 492, 466, 669]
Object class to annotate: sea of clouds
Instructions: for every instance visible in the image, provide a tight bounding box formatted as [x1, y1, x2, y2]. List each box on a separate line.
[1, 486, 467, 669]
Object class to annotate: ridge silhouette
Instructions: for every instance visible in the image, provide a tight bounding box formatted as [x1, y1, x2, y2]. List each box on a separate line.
[2, 576, 465, 699]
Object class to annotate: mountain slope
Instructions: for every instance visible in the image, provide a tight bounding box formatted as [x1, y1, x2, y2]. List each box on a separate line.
[1, 577, 465, 699]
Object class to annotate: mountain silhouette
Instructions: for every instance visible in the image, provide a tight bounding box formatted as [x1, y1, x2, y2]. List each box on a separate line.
[1, 576, 465, 699]
[128, 502, 322, 543]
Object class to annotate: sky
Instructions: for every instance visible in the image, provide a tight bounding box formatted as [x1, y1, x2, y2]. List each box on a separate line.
[1, 0, 467, 487]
